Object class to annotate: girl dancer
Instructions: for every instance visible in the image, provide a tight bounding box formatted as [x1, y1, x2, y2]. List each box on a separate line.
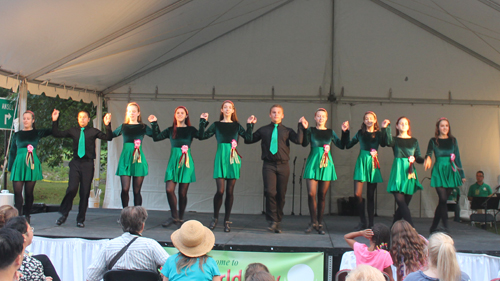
[199, 100, 256, 232]
[8, 111, 51, 222]
[113, 102, 152, 208]
[383, 117, 424, 226]
[344, 111, 387, 229]
[149, 106, 199, 227]
[302, 108, 345, 234]
[425, 118, 465, 233]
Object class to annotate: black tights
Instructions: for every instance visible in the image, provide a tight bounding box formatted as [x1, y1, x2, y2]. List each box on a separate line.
[354, 181, 377, 227]
[13, 181, 36, 216]
[166, 181, 189, 220]
[307, 180, 330, 224]
[430, 187, 453, 231]
[120, 176, 145, 207]
[393, 192, 413, 226]
[213, 178, 236, 222]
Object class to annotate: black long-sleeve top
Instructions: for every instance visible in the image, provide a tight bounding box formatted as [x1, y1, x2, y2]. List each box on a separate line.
[245, 122, 303, 162]
[52, 119, 113, 160]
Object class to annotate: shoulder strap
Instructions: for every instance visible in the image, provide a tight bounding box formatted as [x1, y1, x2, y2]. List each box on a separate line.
[107, 236, 139, 270]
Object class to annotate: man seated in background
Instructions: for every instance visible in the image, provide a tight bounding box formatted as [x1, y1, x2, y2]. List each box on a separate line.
[86, 206, 169, 281]
[468, 171, 492, 202]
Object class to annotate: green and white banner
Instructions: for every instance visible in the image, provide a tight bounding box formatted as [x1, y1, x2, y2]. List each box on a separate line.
[164, 248, 324, 281]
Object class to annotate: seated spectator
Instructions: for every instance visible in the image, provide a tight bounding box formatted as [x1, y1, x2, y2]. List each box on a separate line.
[468, 171, 492, 201]
[246, 271, 275, 281]
[390, 220, 427, 281]
[87, 206, 169, 281]
[404, 232, 471, 281]
[0, 205, 18, 228]
[346, 264, 385, 281]
[344, 223, 394, 281]
[4, 216, 53, 281]
[0, 228, 25, 281]
[161, 220, 220, 281]
[245, 263, 270, 281]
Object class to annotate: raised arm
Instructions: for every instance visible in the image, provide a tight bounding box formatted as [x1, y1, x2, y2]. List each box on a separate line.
[245, 126, 262, 144]
[51, 109, 71, 138]
[198, 118, 216, 140]
[343, 229, 373, 249]
[331, 129, 344, 149]
[238, 122, 254, 142]
[96, 113, 113, 141]
[112, 124, 123, 138]
[381, 124, 394, 147]
[151, 122, 170, 141]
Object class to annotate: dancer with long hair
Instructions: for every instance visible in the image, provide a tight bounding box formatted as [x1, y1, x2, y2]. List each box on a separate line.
[343, 111, 388, 229]
[302, 108, 345, 234]
[383, 117, 424, 226]
[199, 100, 256, 232]
[424, 117, 465, 233]
[113, 102, 152, 209]
[8, 111, 51, 222]
[149, 106, 199, 227]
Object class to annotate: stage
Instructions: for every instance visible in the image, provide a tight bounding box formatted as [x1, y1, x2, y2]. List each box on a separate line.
[30, 207, 500, 254]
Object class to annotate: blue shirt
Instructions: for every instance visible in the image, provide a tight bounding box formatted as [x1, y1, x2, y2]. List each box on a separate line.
[160, 253, 220, 281]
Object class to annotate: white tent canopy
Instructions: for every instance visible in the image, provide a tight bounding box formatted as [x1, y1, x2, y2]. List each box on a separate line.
[1, 0, 500, 217]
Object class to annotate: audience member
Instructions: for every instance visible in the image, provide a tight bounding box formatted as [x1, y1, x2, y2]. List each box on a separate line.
[4, 216, 53, 281]
[161, 220, 221, 281]
[245, 271, 275, 281]
[86, 206, 169, 281]
[390, 220, 427, 281]
[344, 223, 394, 281]
[467, 171, 492, 201]
[346, 264, 385, 281]
[0, 228, 24, 281]
[245, 263, 270, 281]
[0, 205, 18, 228]
[404, 232, 471, 281]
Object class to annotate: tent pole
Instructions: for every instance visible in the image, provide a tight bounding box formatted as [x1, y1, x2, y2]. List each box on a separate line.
[18, 81, 28, 129]
[93, 95, 103, 199]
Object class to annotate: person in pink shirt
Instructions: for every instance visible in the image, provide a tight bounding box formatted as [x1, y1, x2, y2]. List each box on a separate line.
[344, 223, 394, 281]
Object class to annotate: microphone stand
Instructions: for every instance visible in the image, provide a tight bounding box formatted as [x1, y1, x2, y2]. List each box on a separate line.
[291, 157, 297, 215]
[299, 158, 306, 216]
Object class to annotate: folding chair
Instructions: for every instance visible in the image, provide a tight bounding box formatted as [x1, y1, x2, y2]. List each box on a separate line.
[335, 269, 351, 281]
[103, 269, 160, 281]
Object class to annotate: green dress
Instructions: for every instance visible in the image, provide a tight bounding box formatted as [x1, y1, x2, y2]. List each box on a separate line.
[152, 122, 199, 183]
[8, 129, 52, 181]
[199, 119, 253, 179]
[384, 125, 424, 195]
[302, 127, 344, 181]
[113, 124, 153, 177]
[344, 129, 384, 183]
[426, 138, 464, 188]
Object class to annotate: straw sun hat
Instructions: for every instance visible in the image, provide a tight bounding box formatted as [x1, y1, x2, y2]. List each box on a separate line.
[171, 220, 215, 257]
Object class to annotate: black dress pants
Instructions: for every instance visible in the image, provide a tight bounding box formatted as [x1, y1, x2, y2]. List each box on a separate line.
[59, 158, 94, 223]
[262, 161, 289, 222]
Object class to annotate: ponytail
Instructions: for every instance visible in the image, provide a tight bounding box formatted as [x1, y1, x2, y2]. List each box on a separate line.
[428, 233, 461, 281]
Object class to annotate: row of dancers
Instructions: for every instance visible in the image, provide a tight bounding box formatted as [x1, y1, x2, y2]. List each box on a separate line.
[7, 101, 464, 234]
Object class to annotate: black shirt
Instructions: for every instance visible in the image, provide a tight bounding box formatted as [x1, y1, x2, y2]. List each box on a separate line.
[245, 122, 303, 162]
[52, 119, 113, 160]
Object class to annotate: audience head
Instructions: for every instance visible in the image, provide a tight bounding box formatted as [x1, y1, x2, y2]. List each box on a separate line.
[428, 232, 461, 281]
[371, 223, 390, 250]
[4, 216, 33, 248]
[171, 220, 215, 258]
[0, 228, 24, 272]
[0, 205, 19, 228]
[120, 206, 148, 235]
[390, 220, 427, 276]
[245, 263, 270, 281]
[245, 271, 275, 281]
[346, 264, 385, 281]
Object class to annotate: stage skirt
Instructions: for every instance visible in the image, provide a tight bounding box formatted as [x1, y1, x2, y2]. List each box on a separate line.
[166, 147, 196, 183]
[213, 143, 241, 179]
[430, 156, 463, 188]
[116, 142, 148, 177]
[353, 150, 383, 183]
[303, 147, 337, 181]
[10, 147, 43, 181]
[386, 157, 423, 195]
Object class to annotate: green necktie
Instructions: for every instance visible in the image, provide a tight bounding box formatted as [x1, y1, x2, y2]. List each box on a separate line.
[78, 127, 85, 158]
[270, 123, 278, 155]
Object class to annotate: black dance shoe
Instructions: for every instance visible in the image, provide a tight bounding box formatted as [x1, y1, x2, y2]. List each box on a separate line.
[161, 217, 178, 228]
[224, 221, 232, 232]
[76, 222, 85, 228]
[316, 224, 326, 235]
[305, 222, 318, 234]
[208, 217, 218, 230]
[56, 215, 67, 226]
[268, 222, 282, 233]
